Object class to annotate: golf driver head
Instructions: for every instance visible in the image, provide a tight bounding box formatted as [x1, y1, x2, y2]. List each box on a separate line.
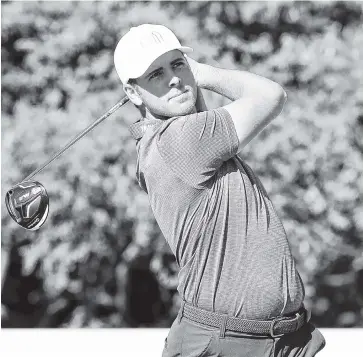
[5, 180, 49, 231]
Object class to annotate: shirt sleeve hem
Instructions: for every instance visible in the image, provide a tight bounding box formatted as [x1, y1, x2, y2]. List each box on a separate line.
[214, 107, 240, 156]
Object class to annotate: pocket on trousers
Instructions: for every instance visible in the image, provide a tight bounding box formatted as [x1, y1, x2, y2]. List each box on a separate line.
[163, 319, 183, 357]
[180, 319, 217, 357]
[163, 336, 181, 357]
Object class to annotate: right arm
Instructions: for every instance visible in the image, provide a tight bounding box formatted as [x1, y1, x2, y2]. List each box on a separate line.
[188, 58, 287, 152]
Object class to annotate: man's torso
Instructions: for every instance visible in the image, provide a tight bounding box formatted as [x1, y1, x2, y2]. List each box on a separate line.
[129, 108, 304, 319]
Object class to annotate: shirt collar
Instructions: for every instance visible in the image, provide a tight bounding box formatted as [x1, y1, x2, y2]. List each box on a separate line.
[128, 118, 165, 140]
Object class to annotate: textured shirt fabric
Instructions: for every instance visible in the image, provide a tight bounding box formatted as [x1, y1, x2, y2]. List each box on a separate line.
[129, 108, 305, 320]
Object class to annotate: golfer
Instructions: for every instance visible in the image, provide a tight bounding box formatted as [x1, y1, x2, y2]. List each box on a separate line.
[114, 24, 326, 357]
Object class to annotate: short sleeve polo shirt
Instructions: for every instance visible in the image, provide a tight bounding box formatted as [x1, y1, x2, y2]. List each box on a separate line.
[129, 107, 305, 319]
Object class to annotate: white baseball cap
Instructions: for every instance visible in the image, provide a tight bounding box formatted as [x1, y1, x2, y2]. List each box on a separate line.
[114, 24, 193, 84]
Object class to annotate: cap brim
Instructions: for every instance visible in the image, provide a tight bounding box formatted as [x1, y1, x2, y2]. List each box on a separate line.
[128, 46, 193, 81]
[179, 46, 193, 53]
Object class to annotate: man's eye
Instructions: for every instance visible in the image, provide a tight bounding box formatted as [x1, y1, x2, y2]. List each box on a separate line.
[150, 71, 163, 80]
[173, 61, 185, 68]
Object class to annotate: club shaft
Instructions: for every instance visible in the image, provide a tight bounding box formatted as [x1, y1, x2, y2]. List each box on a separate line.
[21, 96, 129, 183]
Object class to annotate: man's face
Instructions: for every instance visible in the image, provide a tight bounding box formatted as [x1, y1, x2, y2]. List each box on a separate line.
[126, 50, 197, 119]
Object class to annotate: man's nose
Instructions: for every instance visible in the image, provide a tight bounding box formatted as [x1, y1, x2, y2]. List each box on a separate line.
[169, 75, 181, 88]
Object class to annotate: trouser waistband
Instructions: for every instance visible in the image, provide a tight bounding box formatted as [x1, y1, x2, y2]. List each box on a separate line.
[178, 301, 310, 338]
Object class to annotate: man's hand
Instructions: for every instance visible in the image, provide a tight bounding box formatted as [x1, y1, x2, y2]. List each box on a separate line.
[185, 55, 208, 111]
[185, 55, 201, 86]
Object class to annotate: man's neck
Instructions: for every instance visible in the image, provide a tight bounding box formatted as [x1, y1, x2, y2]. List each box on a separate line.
[144, 110, 168, 121]
[142, 106, 197, 121]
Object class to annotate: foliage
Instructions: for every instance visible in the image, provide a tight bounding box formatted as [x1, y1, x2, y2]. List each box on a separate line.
[1, 1, 363, 327]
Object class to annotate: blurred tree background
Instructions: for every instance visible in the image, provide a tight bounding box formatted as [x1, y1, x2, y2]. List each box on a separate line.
[1, 1, 363, 328]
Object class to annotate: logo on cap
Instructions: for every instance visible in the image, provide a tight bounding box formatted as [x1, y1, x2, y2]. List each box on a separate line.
[152, 31, 163, 43]
[140, 31, 164, 48]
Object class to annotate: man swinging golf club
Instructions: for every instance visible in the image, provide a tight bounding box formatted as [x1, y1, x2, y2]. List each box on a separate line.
[114, 24, 326, 357]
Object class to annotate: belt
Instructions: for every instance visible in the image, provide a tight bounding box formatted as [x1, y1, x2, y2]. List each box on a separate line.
[179, 301, 311, 338]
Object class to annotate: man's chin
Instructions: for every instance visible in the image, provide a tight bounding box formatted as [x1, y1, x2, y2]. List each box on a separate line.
[148, 101, 197, 119]
[170, 101, 197, 117]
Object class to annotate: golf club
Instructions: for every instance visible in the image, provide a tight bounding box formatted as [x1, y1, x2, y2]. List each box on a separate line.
[5, 96, 130, 231]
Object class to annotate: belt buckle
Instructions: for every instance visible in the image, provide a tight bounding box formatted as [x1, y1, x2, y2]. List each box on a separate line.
[269, 316, 288, 338]
[270, 309, 308, 338]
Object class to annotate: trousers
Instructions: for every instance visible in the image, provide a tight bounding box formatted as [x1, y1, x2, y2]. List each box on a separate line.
[162, 314, 326, 357]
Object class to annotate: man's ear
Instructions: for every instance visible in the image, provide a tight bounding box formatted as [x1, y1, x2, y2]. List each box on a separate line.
[123, 82, 143, 106]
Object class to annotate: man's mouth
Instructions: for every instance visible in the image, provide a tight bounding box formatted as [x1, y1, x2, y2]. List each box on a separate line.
[169, 89, 188, 100]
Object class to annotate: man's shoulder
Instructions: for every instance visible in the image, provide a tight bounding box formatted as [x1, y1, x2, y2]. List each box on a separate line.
[158, 107, 230, 136]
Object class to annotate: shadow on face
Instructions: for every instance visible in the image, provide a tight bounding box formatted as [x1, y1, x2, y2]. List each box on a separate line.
[123, 50, 198, 119]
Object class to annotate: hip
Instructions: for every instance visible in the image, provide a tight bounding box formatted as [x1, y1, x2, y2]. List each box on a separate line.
[162, 314, 325, 357]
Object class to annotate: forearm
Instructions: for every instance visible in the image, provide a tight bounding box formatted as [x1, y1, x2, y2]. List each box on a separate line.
[196, 63, 285, 103]
[187, 57, 287, 150]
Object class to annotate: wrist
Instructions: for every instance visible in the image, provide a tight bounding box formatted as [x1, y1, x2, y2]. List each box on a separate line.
[195, 63, 215, 89]
[195, 64, 248, 101]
